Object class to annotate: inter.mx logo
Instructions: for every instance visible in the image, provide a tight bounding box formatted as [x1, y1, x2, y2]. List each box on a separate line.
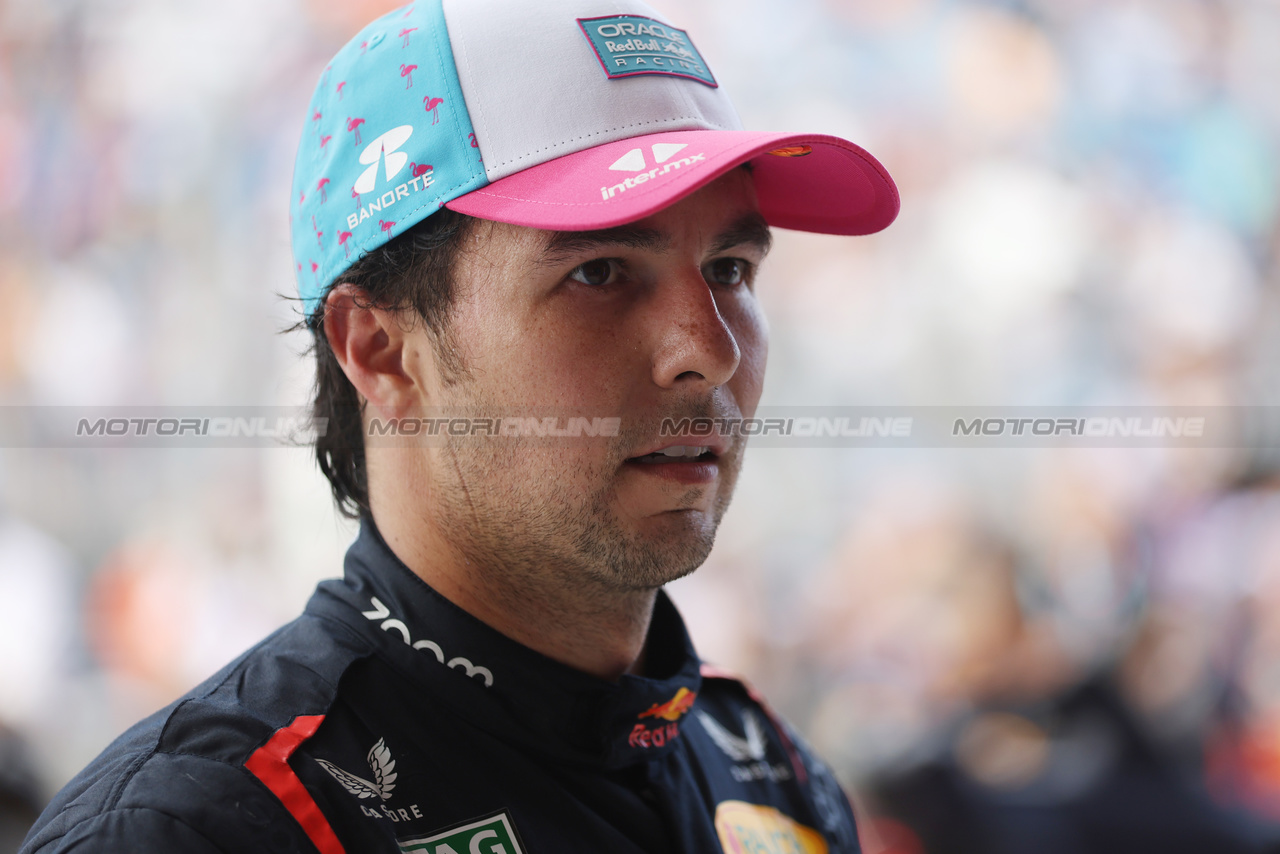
[347, 125, 435, 230]
[600, 142, 705, 200]
[398, 810, 525, 854]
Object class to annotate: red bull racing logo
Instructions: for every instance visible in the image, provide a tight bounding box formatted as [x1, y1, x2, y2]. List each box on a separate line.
[629, 688, 696, 748]
[640, 687, 697, 722]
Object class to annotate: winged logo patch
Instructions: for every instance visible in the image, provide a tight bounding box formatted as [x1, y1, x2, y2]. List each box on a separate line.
[698, 710, 768, 762]
[698, 710, 793, 783]
[316, 737, 398, 800]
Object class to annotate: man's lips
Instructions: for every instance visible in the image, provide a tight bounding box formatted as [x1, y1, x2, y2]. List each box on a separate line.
[623, 438, 728, 485]
[626, 437, 729, 463]
[627, 444, 717, 465]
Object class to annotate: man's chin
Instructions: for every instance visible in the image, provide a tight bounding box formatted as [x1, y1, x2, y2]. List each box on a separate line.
[579, 516, 719, 592]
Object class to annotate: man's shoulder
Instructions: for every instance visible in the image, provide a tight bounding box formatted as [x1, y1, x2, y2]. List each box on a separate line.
[693, 665, 863, 852]
[22, 609, 376, 853]
[21, 751, 290, 854]
[694, 666, 825, 782]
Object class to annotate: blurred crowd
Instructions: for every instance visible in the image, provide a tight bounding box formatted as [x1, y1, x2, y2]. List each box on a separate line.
[4, 0, 1280, 851]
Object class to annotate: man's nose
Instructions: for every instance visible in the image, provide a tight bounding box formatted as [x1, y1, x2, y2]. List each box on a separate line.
[650, 267, 741, 389]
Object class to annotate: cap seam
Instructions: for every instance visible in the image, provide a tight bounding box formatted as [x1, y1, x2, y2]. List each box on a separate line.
[445, 0, 491, 181]
[672, 72, 700, 131]
[492, 116, 735, 171]
[432, 4, 483, 188]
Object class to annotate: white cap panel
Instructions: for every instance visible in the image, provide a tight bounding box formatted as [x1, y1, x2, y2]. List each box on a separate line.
[443, 0, 743, 182]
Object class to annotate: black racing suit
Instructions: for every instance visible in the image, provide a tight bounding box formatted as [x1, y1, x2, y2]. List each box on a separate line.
[22, 520, 861, 853]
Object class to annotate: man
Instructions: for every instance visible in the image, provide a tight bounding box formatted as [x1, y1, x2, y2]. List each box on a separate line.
[22, 1, 897, 851]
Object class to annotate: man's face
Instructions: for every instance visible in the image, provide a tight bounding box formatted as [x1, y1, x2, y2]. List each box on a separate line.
[401, 169, 769, 595]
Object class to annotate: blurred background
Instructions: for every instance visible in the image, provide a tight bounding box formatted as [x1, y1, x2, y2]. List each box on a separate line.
[3, 0, 1280, 851]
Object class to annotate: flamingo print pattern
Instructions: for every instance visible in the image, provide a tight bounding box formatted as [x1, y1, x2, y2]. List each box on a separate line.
[423, 96, 443, 125]
[293, 1, 486, 316]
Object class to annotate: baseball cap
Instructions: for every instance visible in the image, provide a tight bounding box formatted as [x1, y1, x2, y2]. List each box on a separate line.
[291, 0, 899, 316]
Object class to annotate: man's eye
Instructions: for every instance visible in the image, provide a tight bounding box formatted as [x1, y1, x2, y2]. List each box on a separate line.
[705, 258, 747, 286]
[569, 259, 621, 286]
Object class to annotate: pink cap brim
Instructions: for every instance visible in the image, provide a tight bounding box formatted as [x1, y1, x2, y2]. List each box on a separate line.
[446, 130, 899, 235]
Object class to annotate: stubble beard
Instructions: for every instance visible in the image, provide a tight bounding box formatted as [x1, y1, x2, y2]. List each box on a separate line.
[428, 412, 743, 609]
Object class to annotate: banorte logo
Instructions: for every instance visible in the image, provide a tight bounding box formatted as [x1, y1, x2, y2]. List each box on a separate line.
[346, 124, 435, 232]
[629, 687, 696, 749]
[354, 125, 413, 194]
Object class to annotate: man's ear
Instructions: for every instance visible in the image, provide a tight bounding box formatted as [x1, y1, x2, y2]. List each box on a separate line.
[323, 283, 421, 418]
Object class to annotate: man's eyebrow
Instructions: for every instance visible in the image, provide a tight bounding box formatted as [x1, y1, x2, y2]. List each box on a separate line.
[711, 213, 772, 257]
[538, 212, 773, 266]
[539, 225, 670, 265]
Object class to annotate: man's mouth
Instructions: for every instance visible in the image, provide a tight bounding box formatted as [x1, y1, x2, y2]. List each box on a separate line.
[627, 445, 717, 464]
[623, 440, 724, 486]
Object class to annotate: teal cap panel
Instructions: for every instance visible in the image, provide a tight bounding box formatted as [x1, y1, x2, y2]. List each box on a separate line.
[291, 0, 487, 318]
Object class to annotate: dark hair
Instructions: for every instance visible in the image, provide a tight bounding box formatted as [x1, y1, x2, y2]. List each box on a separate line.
[300, 208, 477, 519]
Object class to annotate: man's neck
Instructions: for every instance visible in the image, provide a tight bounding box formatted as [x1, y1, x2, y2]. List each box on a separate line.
[372, 506, 658, 682]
